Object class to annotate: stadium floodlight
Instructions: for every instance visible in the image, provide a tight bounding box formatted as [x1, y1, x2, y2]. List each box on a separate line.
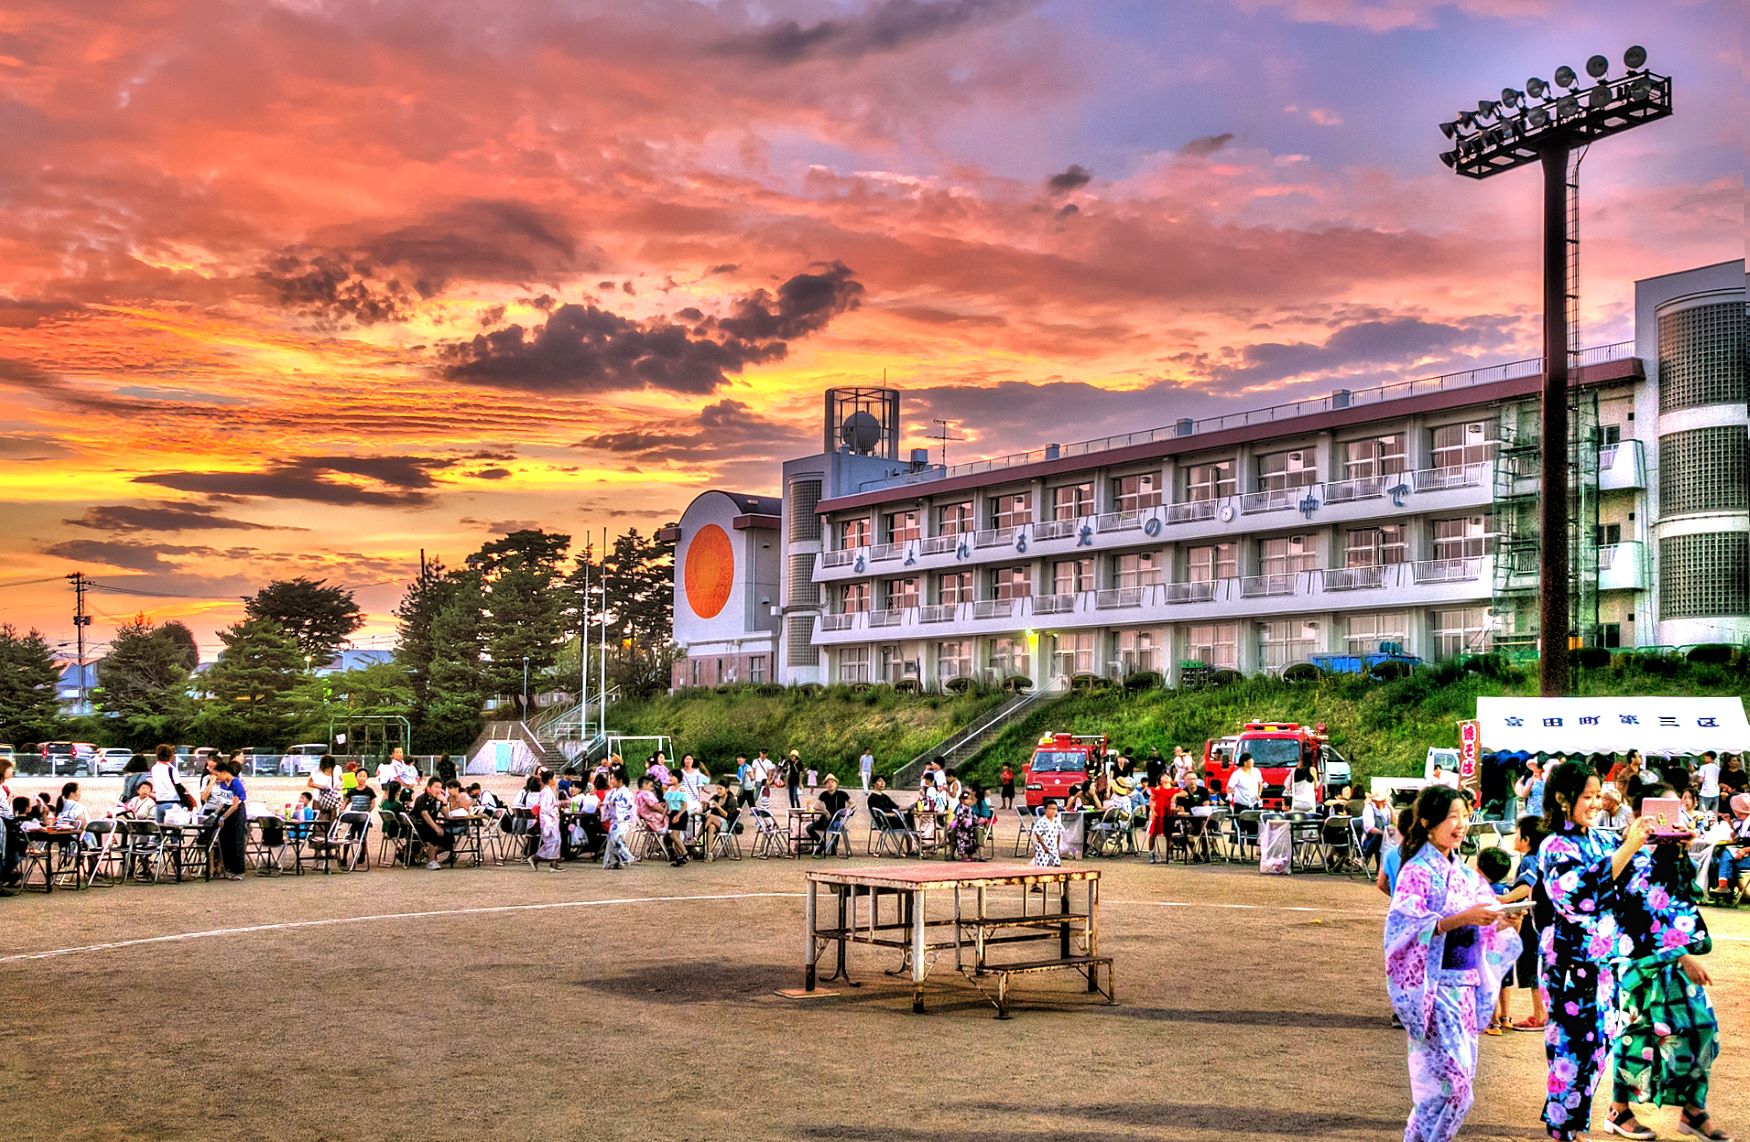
[1436, 48, 1673, 697]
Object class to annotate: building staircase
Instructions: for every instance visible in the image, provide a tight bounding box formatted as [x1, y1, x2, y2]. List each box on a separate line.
[889, 677, 1066, 787]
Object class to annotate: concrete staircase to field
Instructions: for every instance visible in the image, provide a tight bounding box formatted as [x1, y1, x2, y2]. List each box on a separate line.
[889, 677, 1066, 787]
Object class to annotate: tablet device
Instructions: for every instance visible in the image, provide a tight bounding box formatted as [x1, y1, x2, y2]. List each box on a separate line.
[1641, 796, 1684, 830]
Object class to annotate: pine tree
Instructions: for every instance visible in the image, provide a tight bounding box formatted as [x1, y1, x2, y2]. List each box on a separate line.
[467, 529, 571, 713]
[95, 615, 195, 740]
[244, 577, 364, 665]
[194, 617, 305, 746]
[0, 624, 65, 743]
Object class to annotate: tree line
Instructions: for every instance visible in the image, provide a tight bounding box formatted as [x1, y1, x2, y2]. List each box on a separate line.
[0, 526, 676, 753]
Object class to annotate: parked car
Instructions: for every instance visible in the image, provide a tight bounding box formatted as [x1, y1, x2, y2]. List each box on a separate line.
[0, 743, 14, 766]
[96, 747, 136, 776]
[278, 743, 329, 777]
[37, 741, 98, 776]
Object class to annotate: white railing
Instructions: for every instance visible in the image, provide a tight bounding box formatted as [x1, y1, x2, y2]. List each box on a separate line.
[868, 608, 905, 627]
[820, 613, 857, 631]
[1412, 462, 1487, 493]
[1164, 499, 1219, 524]
[1032, 518, 1078, 540]
[1238, 488, 1300, 515]
[1411, 556, 1484, 584]
[821, 549, 857, 568]
[1032, 593, 1076, 615]
[1096, 510, 1144, 531]
[870, 542, 904, 562]
[1164, 580, 1218, 604]
[919, 603, 958, 623]
[1324, 475, 1388, 504]
[973, 598, 1019, 620]
[919, 534, 959, 555]
[1240, 573, 1296, 598]
[1321, 565, 1387, 591]
[1095, 587, 1144, 610]
[974, 526, 1018, 548]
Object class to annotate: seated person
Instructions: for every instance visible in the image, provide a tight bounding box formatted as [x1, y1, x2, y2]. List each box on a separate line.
[289, 792, 317, 841]
[444, 779, 474, 817]
[866, 776, 900, 819]
[807, 775, 851, 851]
[1711, 793, 1750, 898]
[635, 776, 685, 864]
[412, 778, 454, 869]
[124, 780, 159, 821]
[468, 783, 501, 815]
[662, 775, 693, 865]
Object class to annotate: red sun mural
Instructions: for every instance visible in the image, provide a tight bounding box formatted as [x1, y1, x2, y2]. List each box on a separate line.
[683, 524, 734, 620]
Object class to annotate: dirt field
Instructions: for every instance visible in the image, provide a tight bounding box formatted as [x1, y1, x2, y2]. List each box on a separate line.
[1, 806, 1744, 1142]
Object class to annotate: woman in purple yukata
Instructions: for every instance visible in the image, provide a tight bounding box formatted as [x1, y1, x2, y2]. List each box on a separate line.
[1386, 784, 1522, 1142]
[1537, 760, 1652, 1140]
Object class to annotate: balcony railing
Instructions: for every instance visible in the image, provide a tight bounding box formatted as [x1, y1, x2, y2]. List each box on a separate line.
[1238, 488, 1300, 515]
[1032, 593, 1076, 615]
[1411, 556, 1484, 584]
[1598, 439, 1647, 491]
[1412, 462, 1487, 493]
[870, 542, 905, 562]
[1164, 580, 1218, 604]
[820, 613, 857, 632]
[868, 608, 905, 627]
[974, 598, 1020, 620]
[1240, 573, 1297, 598]
[1113, 491, 1163, 512]
[1095, 587, 1145, 610]
[975, 525, 1019, 548]
[821, 549, 857, 568]
[1164, 499, 1219, 524]
[1324, 475, 1388, 504]
[1321, 565, 1388, 591]
[1032, 518, 1078, 541]
[918, 534, 959, 555]
[1096, 510, 1145, 532]
[919, 603, 958, 623]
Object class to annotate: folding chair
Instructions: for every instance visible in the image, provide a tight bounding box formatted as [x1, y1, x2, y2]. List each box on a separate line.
[814, 807, 855, 857]
[248, 816, 287, 875]
[1318, 816, 1355, 873]
[705, 810, 744, 861]
[499, 808, 536, 864]
[975, 811, 999, 859]
[120, 818, 164, 883]
[18, 831, 81, 892]
[632, 820, 672, 862]
[376, 808, 413, 868]
[81, 819, 123, 887]
[750, 807, 789, 859]
[1010, 805, 1038, 857]
[1086, 806, 1131, 858]
[333, 810, 372, 871]
[175, 820, 221, 881]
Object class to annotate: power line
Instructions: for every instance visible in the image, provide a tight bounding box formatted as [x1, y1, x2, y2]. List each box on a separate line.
[88, 581, 236, 600]
[0, 575, 64, 590]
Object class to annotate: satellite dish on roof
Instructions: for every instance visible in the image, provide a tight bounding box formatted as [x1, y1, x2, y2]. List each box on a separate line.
[840, 410, 882, 454]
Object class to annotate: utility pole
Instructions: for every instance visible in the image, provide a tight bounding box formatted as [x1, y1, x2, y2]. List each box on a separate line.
[66, 571, 91, 714]
[580, 543, 590, 743]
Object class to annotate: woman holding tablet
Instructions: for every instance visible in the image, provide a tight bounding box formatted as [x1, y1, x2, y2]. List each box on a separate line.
[1385, 784, 1521, 1142]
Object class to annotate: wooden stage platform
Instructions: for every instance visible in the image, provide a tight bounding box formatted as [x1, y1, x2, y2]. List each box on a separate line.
[801, 863, 1114, 1018]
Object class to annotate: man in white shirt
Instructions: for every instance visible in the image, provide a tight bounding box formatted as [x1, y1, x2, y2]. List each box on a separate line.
[1170, 747, 1193, 785]
[858, 748, 875, 792]
[380, 746, 420, 797]
[1697, 751, 1721, 813]
[1226, 754, 1263, 810]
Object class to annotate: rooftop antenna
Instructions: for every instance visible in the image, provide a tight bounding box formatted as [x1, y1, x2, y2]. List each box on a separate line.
[926, 418, 964, 467]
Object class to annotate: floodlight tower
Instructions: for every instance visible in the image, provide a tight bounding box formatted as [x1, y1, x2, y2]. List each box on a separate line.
[1438, 47, 1671, 696]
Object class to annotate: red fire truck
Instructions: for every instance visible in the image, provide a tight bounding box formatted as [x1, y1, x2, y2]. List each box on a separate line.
[1202, 721, 1349, 810]
[1022, 732, 1109, 808]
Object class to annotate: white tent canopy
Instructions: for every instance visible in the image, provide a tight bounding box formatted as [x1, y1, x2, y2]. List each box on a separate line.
[1476, 696, 1750, 756]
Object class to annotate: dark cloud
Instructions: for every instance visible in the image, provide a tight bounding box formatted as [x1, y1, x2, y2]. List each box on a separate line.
[441, 262, 861, 395]
[65, 501, 284, 533]
[133, 455, 457, 506]
[38, 538, 209, 573]
[721, 0, 1036, 64]
[1055, 202, 1080, 220]
[1178, 132, 1235, 157]
[260, 200, 591, 326]
[1045, 164, 1092, 194]
[0, 432, 72, 461]
[706, 263, 739, 275]
[1209, 317, 1502, 388]
[575, 398, 811, 463]
[471, 467, 512, 480]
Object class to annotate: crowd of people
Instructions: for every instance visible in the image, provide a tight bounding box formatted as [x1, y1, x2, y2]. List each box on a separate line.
[1384, 763, 1736, 1142]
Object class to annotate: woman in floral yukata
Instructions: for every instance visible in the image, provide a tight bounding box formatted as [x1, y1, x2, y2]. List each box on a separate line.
[1601, 781, 1730, 1142]
[1537, 760, 1653, 1141]
[1386, 784, 1522, 1142]
[1030, 799, 1063, 867]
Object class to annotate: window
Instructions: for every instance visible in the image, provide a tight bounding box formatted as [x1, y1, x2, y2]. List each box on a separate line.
[839, 582, 871, 613]
[1258, 535, 1316, 576]
[1431, 515, 1493, 560]
[1111, 472, 1163, 511]
[689, 659, 700, 686]
[1114, 628, 1159, 673]
[1185, 543, 1237, 582]
[1255, 449, 1317, 492]
[1657, 302, 1747, 413]
[882, 577, 919, 610]
[1344, 524, 1407, 567]
[990, 636, 1030, 679]
[1113, 551, 1163, 588]
[1054, 630, 1097, 675]
[988, 492, 1032, 528]
[1659, 427, 1748, 516]
[837, 517, 871, 549]
[1258, 620, 1317, 671]
[1051, 482, 1094, 520]
[1594, 523, 1622, 547]
[1184, 460, 1236, 502]
[935, 501, 974, 536]
[785, 614, 816, 668]
[787, 552, 820, 606]
[1598, 623, 1622, 650]
[936, 570, 973, 604]
[1659, 532, 1750, 619]
[1430, 419, 1497, 469]
[990, 566, 1031, 600]
[936, 639, 972, 682]
[836, 646, 870, 684]
[1598, 423, 1622, 447]
[1052, 558, 1094, 595]
[1184, 623, 1238, 669]
[1343, 611, 1409, 654]
[882, 508, 919, 543]
[748, 656, 767, 684]
[1341, 434, 1407, 479]
[1431, 605, 1490, 659]
[787, 477, 822, 541]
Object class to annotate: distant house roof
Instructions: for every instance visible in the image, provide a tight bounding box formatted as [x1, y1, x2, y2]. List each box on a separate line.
[318, 648, 394, 674]
[55, 662, 98, 693]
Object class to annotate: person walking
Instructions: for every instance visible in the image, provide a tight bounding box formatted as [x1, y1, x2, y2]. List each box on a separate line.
[531, 768, 562, 872]
[601, 766, 636, 869]
[857, 748, 874, 793]
[1538, 759, 1653, 1141]
[1385, 784, 1521, 1142]
[784, 750, 802, 809]
[211, 756, 249, 881]
[999, 763, 1016, 810]
[1603, 781, 1731, 1141]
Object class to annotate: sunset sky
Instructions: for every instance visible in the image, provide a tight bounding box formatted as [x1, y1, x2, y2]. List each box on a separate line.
[0, 0, 1741, 658]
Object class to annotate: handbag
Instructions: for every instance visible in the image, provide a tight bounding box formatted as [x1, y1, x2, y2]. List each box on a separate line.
[315, 788, 343, 816]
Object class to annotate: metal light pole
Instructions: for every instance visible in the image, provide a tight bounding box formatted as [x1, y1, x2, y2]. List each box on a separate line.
[1438, 47, 1671, 696]
[522, 655, 530, 714]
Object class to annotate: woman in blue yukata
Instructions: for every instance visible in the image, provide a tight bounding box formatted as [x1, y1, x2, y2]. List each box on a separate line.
[1537, 759, 1653, 1140]
[1601, 780, 1731, 1141]
[1386, 784, 1522, 1142]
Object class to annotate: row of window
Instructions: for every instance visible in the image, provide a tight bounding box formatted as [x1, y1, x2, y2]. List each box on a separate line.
[831, 517, 1496, 610]
[832, 420, 1500, 547]
[829, 606, 1494, 680]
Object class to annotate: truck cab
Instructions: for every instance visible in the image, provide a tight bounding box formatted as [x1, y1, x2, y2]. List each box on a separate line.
[1022, 732, 1108, 808]
[1203, 722, 1347, 810]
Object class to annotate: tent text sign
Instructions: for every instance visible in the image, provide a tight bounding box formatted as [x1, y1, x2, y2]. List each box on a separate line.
[1475, 696, 1750, 755]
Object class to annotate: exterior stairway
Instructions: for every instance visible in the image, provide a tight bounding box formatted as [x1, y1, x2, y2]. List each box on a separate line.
[890, 677, 1066, 787]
